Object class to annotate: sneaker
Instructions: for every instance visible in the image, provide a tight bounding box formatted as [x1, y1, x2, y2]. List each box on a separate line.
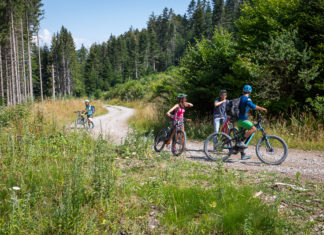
[240, 154, 251, 160]
[236, 141, 248, 149]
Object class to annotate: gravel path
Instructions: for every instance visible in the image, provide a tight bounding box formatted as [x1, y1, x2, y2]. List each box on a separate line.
[92, 105, 135, 144]
[93, 105, 324, 182]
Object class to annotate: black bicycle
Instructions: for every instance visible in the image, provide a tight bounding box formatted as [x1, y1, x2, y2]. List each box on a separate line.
[154, 115, 190, 156]
[204, 115, 288, 165]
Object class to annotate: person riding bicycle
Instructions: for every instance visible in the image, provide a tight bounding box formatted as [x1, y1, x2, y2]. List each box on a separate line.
[214, 90, 229, 133]
[83, 100, 94, 126]
[166, 93, 193, 150]
[237, 85, 267, 159]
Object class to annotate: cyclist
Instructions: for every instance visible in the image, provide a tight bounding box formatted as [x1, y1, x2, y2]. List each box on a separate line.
[237, 85, 267, 159]
[166, 93, 193, 150]
[83, 100, 94, 126]
[214, 90, 229, 133]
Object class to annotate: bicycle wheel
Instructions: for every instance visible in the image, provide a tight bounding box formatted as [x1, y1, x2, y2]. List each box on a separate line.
[75, 117, 84, 129]
[204, 132, 232, 161]
[171, 129, 186, 156]
[228, 127, 239, 139]
[256, 135, 288, 165]
[86, 121, 95, 130]
[154, 128, 167, 152]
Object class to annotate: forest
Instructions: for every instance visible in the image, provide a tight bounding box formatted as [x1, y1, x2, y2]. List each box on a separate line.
[0, 0, 323, 117]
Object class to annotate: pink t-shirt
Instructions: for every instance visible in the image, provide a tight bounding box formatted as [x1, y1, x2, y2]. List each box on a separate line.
[174, 104, 185, 120]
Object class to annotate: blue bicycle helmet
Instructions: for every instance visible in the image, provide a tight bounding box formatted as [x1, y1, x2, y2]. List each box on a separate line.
[243, 85, 252, 93]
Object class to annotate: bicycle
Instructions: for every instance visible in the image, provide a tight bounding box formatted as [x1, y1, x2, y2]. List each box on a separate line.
[154, 115, 191, 156]
[204, 115, 288, 165]
[220, 118, 238, 138]
[74, 111, 95, 130]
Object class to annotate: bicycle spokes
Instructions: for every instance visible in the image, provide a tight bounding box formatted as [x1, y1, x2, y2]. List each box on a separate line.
[204, 133, 232, 161]
[256, 136, 288, 165]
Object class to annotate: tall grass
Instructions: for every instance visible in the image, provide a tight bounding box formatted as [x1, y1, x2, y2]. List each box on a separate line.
[33, 98, 108, 127]
[0, 101, 319, 233]
[0, 103, 116, 234]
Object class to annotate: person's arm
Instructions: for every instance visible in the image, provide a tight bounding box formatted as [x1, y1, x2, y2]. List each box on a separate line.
[214, 99, 226, 107]
[166, 104, 179, 117]
[255, 106, 267, 113]
[247, 99, 267, 113]
[185, 102, 193, 107]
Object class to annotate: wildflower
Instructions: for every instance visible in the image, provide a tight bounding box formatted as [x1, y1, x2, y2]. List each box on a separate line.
[12, 187, 20, 191]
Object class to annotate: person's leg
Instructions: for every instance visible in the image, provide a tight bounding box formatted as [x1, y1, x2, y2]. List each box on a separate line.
[214, 118, 221, 133]
[237, 120, 254, 159]
[213, 118, 221, 149]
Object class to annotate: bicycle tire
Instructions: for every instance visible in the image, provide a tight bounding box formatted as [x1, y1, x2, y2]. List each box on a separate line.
[228, 127, 239, 139]
[154, 128, 167, 152]
[75, 117, 84, 128]
[256, 135, 288, 165]
[204, 132, 232, 161]
[171, 129, 186, 156]
[87, 122, 95, 130]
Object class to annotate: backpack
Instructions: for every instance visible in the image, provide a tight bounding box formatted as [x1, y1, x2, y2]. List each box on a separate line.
[226, 97, 242, 121]
[91, 105, 95, 114]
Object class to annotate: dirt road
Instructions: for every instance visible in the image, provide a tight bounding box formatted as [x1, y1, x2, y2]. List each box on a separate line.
[92, 105, 135, 144]
[92, 105, 324, 182]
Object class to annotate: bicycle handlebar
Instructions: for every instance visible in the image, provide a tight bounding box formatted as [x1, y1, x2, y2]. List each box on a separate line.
[169, 115, 191, 122]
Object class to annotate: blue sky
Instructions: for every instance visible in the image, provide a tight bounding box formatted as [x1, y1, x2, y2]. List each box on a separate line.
[39, 0, 190, 49]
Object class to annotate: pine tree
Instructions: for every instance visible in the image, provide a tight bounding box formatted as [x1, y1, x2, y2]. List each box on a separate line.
[212, 0, 224, 28]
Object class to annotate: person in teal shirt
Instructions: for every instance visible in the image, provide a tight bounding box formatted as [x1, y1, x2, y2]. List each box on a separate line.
[237, 85, 267, 159]
[84, 100, 94, 126]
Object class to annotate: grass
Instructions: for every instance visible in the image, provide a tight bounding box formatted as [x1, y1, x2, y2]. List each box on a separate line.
[33, 98, 108, 127]
[0, 100, 323, 233]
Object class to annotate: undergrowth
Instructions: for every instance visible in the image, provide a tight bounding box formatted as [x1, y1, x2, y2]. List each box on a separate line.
[0, 101, 322, 233]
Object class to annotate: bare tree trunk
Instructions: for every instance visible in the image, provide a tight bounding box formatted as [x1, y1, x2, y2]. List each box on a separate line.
[26, 12, 33, 101]
[37, 31, 43, 101]
[135, 60, 138, 79]
[10, 26, 16, 106]
[51, 64, 55, 100]
[10, 9, 18, 105]
[0, 46, 4, 101]
[62, 52, 66, 96]
[67, 66, 71, 95]
[5, 57, 10, 106]
[15, 34, 21, 103]
[20, 18, 27, 102]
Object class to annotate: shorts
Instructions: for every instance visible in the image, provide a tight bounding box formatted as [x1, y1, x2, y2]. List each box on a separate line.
[87, 114, 93, 118]
[237, 120, 254, 130]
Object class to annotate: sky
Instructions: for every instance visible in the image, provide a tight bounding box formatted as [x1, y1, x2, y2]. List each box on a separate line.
[39, 0, 190, 49]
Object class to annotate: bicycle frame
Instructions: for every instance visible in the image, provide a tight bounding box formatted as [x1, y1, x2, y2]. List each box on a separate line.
[221, 119, 233, 135]
[240, 120, 272, 149]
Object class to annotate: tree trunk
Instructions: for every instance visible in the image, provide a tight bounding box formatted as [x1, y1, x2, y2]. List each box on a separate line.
[37, 31, 43, 101]
[51, 64, 55, 100]
[20, 18, 27, 102]
[26, 12, 33, 101]
[10, 24, 16, 106]
[0, 46, 4, 101]
[5, 56, 10, 106]
[15, 33, 21, 103]
[62, 52, 66, 96]
[11, 9, 18, 105]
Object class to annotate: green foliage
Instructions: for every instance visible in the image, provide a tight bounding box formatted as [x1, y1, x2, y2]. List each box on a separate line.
[0, 105, 116, 233]
[181, 29, 245, 113]
[240, 30, 319, 113]
[136, 161, 286, 234]
[236, 0, 300, 50]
